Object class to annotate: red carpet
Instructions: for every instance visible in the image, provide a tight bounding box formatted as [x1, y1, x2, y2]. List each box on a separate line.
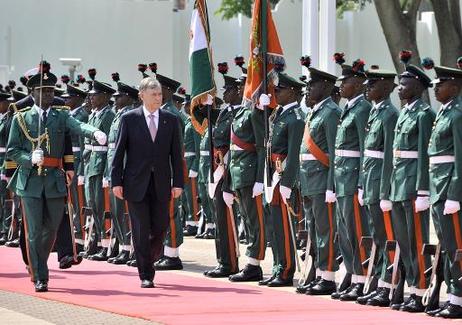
[0, 247, 447, 324]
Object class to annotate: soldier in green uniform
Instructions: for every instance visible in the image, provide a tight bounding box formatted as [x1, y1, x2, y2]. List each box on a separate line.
[261, 73, 305, 287]
[383, 65, 434, 311]
[105, 82, 139, 264]
[0, 91, 11, 245]
[226, 74, 267, 282]
[357, 69, 399, 303]
[204, 75, 240, 278]
[182, 95, 201, 236]
[297, 67, 341, 295]
[84, 80, 116, 261]
[427, 65, 462, 319]
[154, 74, 186, 270]
[62, 84, 88, 253]
[7, 71, 106, 292]
[331, 61, 372, 300]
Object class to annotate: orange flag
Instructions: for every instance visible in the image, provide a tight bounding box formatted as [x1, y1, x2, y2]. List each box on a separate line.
[243, 0, 285, 109]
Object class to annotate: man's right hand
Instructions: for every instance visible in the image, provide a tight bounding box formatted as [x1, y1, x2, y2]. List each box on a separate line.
[113, 186, 124, 200]
[31, 149, 44, 166]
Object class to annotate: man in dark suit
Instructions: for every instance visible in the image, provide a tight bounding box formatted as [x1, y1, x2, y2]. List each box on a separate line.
[111, 77, 183, 288]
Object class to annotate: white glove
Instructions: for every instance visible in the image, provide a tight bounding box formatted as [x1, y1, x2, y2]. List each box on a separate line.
[279, 185, 292, 204]
[94, 131, 107, 145]
[444, 199, 461, 215]
[0, 174, 7, 182]
[252, 182, 264, 198]
[325, 190, 336, 203]
[223, 191, 234, 207]
[415, 196, 430, 212]
[202, 94, 214, 106]
[357, 188, 364, 206]
[77, 176, 85, 186]
[257, 93, 271, 110]
[102, 178, 110, 188]
[380, 199, 393, 212]
[189, 170, 198, 178]
[31, 148, 44, 166]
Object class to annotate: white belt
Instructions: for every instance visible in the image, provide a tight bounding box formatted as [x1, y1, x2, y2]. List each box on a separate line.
[184, 152, 196, 157]
[335, 149, 360, 158]
[72, 147, 81, 153]
[200, 151, 209, 157]
[393, 150, 418, 159]
[300, 153, 317, 161]
[429, 155, 455, 164]
[230, 144, 244, 151]
[91, 146, 108, 152]
[108, 143, 116, 149]
[364, 149, 384, 159]
[84, 144, 92, 150]
[0, 147, 6, 153]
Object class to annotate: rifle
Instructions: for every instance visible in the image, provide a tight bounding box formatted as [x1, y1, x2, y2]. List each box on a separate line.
[387, 240, 403, 302]
[102, 187, 113, 256]
[422, 243, 443, 312]
[297, 228, 314, 287]
[285, 201, 301, 273]
[5, 191, 16, 241]
[77, 184, 86, 245]
[361, 236, 377, 294]
[66, 187, 79, 263]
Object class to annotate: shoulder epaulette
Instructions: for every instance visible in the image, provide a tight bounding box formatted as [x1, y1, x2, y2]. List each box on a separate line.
[16, 106, 31, 114]
[294, 107, 303, 120]
[51, 105, 70, 111]
[8, 103, 19, 114]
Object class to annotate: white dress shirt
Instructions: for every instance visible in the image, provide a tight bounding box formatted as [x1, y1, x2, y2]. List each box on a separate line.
[33, 104, 50, 121]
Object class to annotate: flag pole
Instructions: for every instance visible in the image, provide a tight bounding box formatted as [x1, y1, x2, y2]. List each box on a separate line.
[261, 0, 271, 185]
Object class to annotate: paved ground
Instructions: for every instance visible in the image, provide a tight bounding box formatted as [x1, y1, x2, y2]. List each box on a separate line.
[0, 229, 444, 324]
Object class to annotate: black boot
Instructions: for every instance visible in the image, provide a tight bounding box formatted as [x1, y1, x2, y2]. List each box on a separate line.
[259, 274, 277, 286]
[112, 251, 130, 265]
[366, 288, 391, 307]
[183, 225, 198, 236]
[400, 294, 425, 313]
[435, 303, 462, 319]
[339, 283, 364, 301]
[357, 289, 380, 305]
[306, 279, 336, 295]
[154, 256, 183, 270]
[229, 264, 263, 282]
[88, 248, 108, 261]
[0, 233, 7, 245]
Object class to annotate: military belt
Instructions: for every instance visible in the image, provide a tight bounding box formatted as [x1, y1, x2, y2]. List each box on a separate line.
[300, 153, 317, 161]
[335, 149, 360, 158]
[90, 146, 108, 152]
[84, 144, 92, 151]
[364, 149, 384, 159]
[393, 150, 418, 159]
[184, 152, 196, 157]
[72, 147, 81, 153]
[429, 155, 455, 164]
[200, 151, 209, 156]
[42, 157, 63, 169]
[108, 143, 116, 149]
[0, 147, 6, 153]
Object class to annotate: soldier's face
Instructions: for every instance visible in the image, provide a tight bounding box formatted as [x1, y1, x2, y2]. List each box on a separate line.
[434, 80, 460, 104]
[398, 77, 422, 101]
[365, 80, 382, 102]
[32, 87, 54, 108]
[340, 77, 362, 99]
[223, 87, 239, 105]
[115, 94, 131, 110]
[307, 81, 327, 103]
[90, 93, 110, 109]
[64, 96, 84, 110]
[0, 100, 8, 113]
[140, 87, 163, 110]
[275, 86, 291, 105]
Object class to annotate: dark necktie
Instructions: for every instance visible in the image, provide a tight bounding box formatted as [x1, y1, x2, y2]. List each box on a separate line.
[42, 110, 47, 125]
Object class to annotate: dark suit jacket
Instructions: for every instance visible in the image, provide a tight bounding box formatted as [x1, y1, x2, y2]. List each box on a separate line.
[111, 106, 183, 202]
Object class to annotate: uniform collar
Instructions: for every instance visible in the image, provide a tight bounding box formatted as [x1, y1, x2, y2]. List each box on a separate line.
[33, 104, 50, 117]
[346, 94, 363, 108]
[312, 97, 330, 113]
[441, 99, 454, 111]
[404, 99, 418, 111]
[282, 101, 298, 113]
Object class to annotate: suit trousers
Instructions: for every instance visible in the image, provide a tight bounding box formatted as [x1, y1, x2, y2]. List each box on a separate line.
[128, 172, 169, 281]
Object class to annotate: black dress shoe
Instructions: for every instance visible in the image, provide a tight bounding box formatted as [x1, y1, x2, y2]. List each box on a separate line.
[296, 277, 321, 294]
[205, 266, 237, 278]
[203, 228, 216, 239]
[5, 238, 19, 247]
[306, 279, 336, 295]
[112, 251, 130, 265]
[338, 273, 352, 293]
[0, 234, 7, 245]
[357, 289, 380, 305]
[59, 256, 75, 269]
[426, 301, 449, 316]
[435, 303, 462, 319]
[127, 259, 137, 267]
[154, 256, 183, 270]
[88, 248, 108, 261]
[390, 295, 412, 310]
[332, 283, 354, 300]
[366, 288, 391, 307]
[400, 295, 424, 313]
[229, 264, 263, 282]
[267, 275, 294, 287]
[140, 280, 155, 288]
[72, 255, 83, 265]
[204, 265, 220, 276]
[259, 274, 277, 286]
[195, 231, 206, 239]
[339, 283, 364, 301]
[34, 280, 48, 292]
[183, 225, 198, 236]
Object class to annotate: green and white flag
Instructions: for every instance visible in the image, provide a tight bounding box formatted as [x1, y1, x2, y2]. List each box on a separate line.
[189, 0, 215, 135]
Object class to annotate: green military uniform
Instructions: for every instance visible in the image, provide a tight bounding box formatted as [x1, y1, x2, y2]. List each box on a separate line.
[84, 81, 115, 257]
[198, 128, 215, 233]
[390, 66, 434, 300]
[63, 85, 89, 249]
[428, 66, 462, 310]
[301, 94, 341, 280]
[363, 92, 399, 288]
[266, 74, 305, 284]
[7, 71, 99, 287]
[0, 93, 12, 244]
[183, 106, 201, 233]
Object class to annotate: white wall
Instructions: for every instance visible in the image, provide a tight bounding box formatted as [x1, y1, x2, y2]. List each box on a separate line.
[0, 0, 450, 107]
